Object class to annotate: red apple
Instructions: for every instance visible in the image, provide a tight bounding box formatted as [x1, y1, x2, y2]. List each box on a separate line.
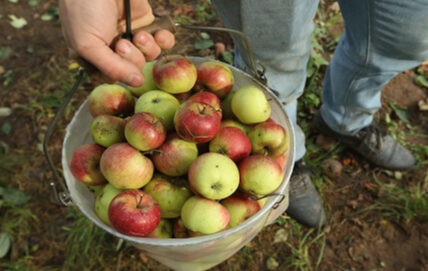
[187, 91, 222, 120]
[100, 143, 154, 189]
[70, 143, 106, 186]
[152, 134, 198, 177]
[174, 101, 221, 143]
[248, 121, 289, 157]
[173, 91, 194, 103]
[196, 61, 234, 98]
[221, 194, 261, 227]
[274, 152, 287, 172]
[153, 55, 197, 94]
[209, 127, 252, 162]
[125, 112, 166, 151]
[88, 84, 134, 117]
[108, 190, 161, 237]
[239, 155, 284, 196]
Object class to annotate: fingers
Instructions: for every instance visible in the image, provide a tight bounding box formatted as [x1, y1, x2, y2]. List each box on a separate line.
[79, 44, 144, 87]
[133, 31, 161, 61]
[154, 29, 175, 50]
[115, 39, 145, 70]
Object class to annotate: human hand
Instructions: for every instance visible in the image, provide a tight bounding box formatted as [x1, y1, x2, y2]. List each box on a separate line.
[59, 0, 175, 87]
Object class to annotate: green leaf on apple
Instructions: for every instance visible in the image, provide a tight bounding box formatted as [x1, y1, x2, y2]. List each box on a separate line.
[0, 232, 11, 259]
[2, 187, 31, 206]
[194, 39, 214, 50]
[1, 122, 12, 135]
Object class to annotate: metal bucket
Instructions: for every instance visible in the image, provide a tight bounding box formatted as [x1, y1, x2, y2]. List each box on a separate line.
[61, 56, 295, 271]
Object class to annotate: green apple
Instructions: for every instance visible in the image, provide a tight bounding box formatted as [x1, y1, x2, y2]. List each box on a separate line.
[127, 62, 157, 97]
[94, 183, 123, 225]
[135, 90, 180, 131]
[146, 218, 173, 238]
[143, 174, 193, 218]
[188, 153, 240, 200]
[239, 155, 283, 196]
[231, 85, 271, 124]
[90, 115, 126, 147]
[181, 196, 230, 234]
[220, 91, 236, 119]
[248, 120, 289, 156]
[220, 119, 250, 134]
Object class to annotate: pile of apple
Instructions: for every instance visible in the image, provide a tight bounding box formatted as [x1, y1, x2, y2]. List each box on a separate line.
[70, 55, 289, 238]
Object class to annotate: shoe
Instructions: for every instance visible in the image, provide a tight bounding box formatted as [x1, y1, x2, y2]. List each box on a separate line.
[286, 161, 326, 228]
[311, 113, 416, 170]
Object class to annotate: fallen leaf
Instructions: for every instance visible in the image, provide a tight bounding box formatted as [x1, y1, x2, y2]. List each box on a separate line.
[315, 134, 336, 151]
[342, 158, 351, 166]
[418, 98, 428, 111]
[0, 66, 4, 75]
[0, 233, 11, 258]
[0, 107, 11, 117]
[8, 14, 27, 28]
[273, 228, 288, 244]
[414, 75, 428, 88]
[266, 256, 279, 270]
[139, 252, 149, 263]
[8, 0, 18, 3]
[28, 0, 38, 7]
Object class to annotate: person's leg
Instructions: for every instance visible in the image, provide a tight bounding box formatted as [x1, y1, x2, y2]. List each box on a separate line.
[211, 0, 325, 228]
[316, 0, 428, 169]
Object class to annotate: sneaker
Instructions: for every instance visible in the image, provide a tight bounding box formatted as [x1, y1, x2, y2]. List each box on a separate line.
[286, 161, 326, 228]
[311, 113, 416, 170]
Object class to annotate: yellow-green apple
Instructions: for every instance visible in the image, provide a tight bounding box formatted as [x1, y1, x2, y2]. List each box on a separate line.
[248, 121, 289, 156]
[124, 112, 166, 151]
[94, 183, 123, 225]
[153, 55, 197, 94]
[100, 143, 154, 189]
[220, 119, 250, 134]
[174, 101, 221, 143]
[187, 91, 222, 120]
[239, 155, 284, 196]
[181, 196, 230, 234]
[188, 153, 239, 200]
[209, 127, 252, 162]
[143, 174, 193, 218]
[274, 152, 287, 172]
[151, 134, 198, 176]
[221, 91, 236, 120]
[90, 115, 126, 147]
[127, 62, 157, 97]
[146, 218, 173, 238]
[70, 143, 106, 186]
[231, 85, 271, 124]
[221, 194, 261, 227]
[195, 61, 234, 98]
[173, 218, 189, 238]
[108, 190, 161, 237]
[88, 84, 134, 117]
[135, 90, 180, 131]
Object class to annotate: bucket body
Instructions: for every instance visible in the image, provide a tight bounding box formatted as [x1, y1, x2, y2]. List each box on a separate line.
[62, 57, 295, 271]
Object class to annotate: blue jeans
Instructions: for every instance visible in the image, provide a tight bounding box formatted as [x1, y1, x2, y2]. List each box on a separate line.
[211, 0, 428, 161]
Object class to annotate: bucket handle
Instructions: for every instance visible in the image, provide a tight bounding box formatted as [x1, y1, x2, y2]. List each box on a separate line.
[249, 193, 286, 210]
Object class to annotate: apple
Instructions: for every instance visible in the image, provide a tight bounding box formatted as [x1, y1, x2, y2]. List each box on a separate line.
[220, 119, 249, 134]
[146, 218, 173, 238]
[90, 115, 126, 147]
[135, 90, 180, 131]
[274, 152, 287, 172]
[127, 62, 157, 97]
[174, 101, 221, 143]
[221, 194, 261, 228]
[88, 84, 135, 117]
[108, 190, 161, 237]
[173, 218, 189, 238]
[221, 91, 236, 120]
[100, 143, 154, 189]
[188, 153, 239, 200]
[187, 91, 222, 120]
[70, 143, 106, 186]
[173, 91, 194, 103]
[239, 155, 284, 196]
[153, 55, 197, 94]
[231, 85, 271, 124]
[187, 230, 207, 237]
[143, 174, 193, 218]
[151, 134, 198, 176]
[209, 127, 252, 162]
[94, 183, 123, 225]
[248, 121, 289, 156]
[196, 61, 234, 98]
[125, 112, 166, 151]
[181, 196, 230, 235]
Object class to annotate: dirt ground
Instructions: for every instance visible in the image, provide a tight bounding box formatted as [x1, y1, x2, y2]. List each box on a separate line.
[0, 1, 427, 271]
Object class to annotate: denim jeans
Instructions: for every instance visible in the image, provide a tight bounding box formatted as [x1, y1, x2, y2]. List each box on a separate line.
[211, 0, 428, 161]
